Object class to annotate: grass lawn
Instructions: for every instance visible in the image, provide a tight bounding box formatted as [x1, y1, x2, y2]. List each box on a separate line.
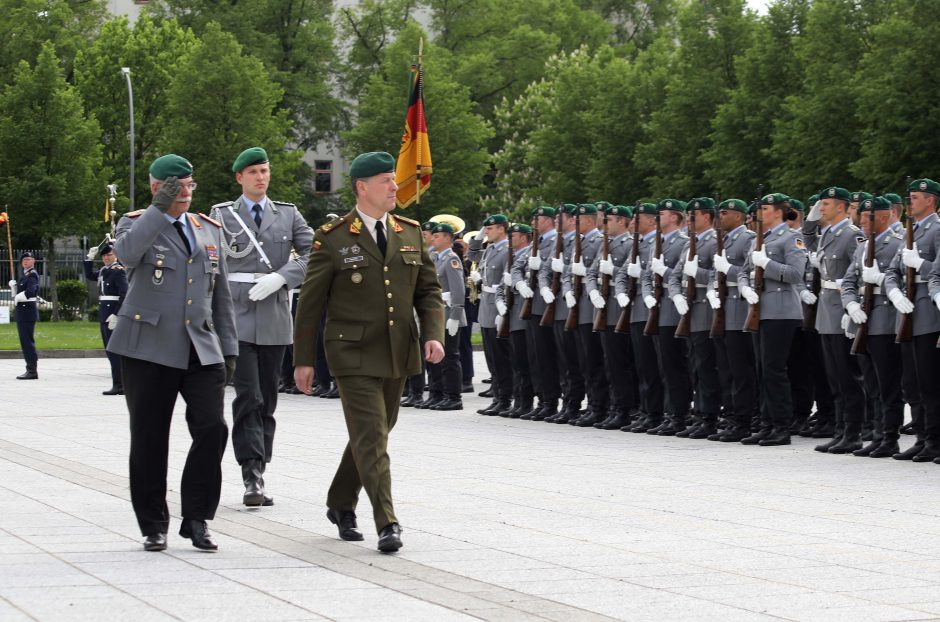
[0, 321, 102, 350]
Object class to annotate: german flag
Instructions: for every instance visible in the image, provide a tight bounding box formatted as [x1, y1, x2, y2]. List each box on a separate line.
[0, 211, 7, 228]
[395, 65, 432, 208]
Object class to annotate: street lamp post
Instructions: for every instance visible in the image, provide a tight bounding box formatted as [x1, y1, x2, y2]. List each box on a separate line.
[120, 67, 135, 211]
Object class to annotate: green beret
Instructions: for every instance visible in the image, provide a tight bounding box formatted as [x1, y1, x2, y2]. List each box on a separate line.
[821, 186, 851, 201]
[482, 214, 509, 226]
[689, 197, 716, 212]
[851, 191, 873, 203]
[807, 194, 820, 205]
[909, 178, 940, 197]
[421, 221, 435, 231]
[635, 202, 658, 216]
[657, 198, 687, 213]
[232, 147, 268, 173]
[789, 199, 805, 214]
[761, 193, 790, 206]
[532, 206, 557, 218]
[718, 198, 748, 213]
[349, 151, 395, 179]
[859, 196, 891, 212]
[577, 203, 598, 215]
[510, 223, 533, 234]
[431, 223, 455, 235]
[884, 193, 903, 205]
[594, 201, 612, 213]
[562, 203, 578, 215]
[607, 204, 633, 218]
[149, 154, 193, 180]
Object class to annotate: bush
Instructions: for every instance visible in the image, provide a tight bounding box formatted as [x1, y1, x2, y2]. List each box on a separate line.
[86, 304, 99, 322]
[56, 279, 87, 321]
[39, 307, 52, 322]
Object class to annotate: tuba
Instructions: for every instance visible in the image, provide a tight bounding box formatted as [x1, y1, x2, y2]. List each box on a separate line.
[462, 229, 484, 304]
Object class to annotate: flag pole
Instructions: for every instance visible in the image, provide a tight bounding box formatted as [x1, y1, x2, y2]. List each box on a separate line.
[4, 205, 13, 285]
[415, 37, 424, 210]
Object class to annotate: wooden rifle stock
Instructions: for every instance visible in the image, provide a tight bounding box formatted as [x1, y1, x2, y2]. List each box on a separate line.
[615, 220, 641, 334]
[898, 178, 914, 343]
[565, 211, 582, 331]
[497, 227, 513, 339]
[643, 210, 663, 336]
[520, 215, 539, 320]
[710, 221, 727, 338]
[851, 197, 877, 355]
[593, 211, 610, 332]
[743, 191, 764, 333]
[540, 212, 565, 327]
[675, 206, 697, 338]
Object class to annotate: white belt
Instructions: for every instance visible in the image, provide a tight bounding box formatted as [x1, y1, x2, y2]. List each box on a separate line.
[228, 272, 265, 283]
[21, 298, 37, 302]
[695, 283, 707, 289]
[914, 276, 927, 284]
[99, 295, 120, 301]
[821, 279, 842, 290]
[721, 281, 738, 288]
[482, 285, 498, 294]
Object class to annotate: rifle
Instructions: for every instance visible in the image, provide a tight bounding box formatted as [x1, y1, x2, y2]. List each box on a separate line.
[497, 225, 514, 339]
[565, 209, 582, 331]
[851, 194, 878, 355]
[743, 185, 765, 333]
[520, 214, 539, 320]
[802, 257, 821, 331]
[643, 207, 663, 336]
[675, 204, 697, 338]
[710, 195, 727, 338]
[593, 209, 610, 332]
[898, 176, 914, 343]
[540, 210, 565, 327]
[615, 204, 640, 334]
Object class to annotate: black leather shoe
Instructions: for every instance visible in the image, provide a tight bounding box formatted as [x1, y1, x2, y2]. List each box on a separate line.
[758, 428, 791, 446]
[852, 440, 881, 457]
[600, 412, 629, 430]
[718, 427, 750, 442]
[893, 442, 925, 460]
[482, 377, 492, 384]
[900, 422, 915, 435]
[400, 393, 421, 407]
[326, 509, 364, 541]
[531, 405, 556, 422]
[485, 399, 512, 416]
[575, 411, 602, 427]
[377, 523, 403, 552]
[689, 423, 717, 439]
[675, 422, 700, 438]
[418, 396, 444, 409]
[478, 387, 494, 398]
[741, 428, 772, 445]
[827, 436, 862, 454]
[810, 420, 835, 438]
[477, 399, 499, 415]
[144, 533, 167, 552]
[262, 494, 274, 506]
[179, 519, 218, 550]
[433, 398, 463, 411]
[519, 403, 542, 420]
[461, 381, 474, 393]
[310, 384, 326, 397]
[285, 385, 303, 394]
[869, 441, 899, 458]
[242, 462, 265, 506]
[16, 370, 37, 380]
[814, 437, 842, 453]
[102, 386, 124, 395]
[912, 444, 940, 463]
[322, 386, 340, 399]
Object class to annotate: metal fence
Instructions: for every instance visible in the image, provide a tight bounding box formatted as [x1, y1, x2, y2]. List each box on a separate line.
[1, 249, 95, 307]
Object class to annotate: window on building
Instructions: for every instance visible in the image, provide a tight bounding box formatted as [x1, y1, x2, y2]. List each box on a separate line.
[314, 160, 332, 194]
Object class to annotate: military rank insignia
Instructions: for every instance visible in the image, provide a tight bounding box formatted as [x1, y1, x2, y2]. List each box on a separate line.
[206, 245, 218, 261]
[451, 258, 461, 269]
[795, 238, 806, 250]
[399, 245, 418, 253]
[392, 219, 404, 233]
[350, 217, 363, 234]
[312, 240, 322, 251]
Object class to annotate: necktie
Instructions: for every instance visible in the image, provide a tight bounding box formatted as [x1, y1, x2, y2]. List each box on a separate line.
[173, 220, 192, 255]
[375, 220, 388, 257]
[252, 204, 263, 228]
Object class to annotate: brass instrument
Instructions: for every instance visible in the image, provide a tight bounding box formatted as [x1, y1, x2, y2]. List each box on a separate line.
[463, 229, 484, 304]
[430, 213, 466, 235]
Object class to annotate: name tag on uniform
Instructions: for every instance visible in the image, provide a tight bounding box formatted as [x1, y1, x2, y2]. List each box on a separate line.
[400, 245, 418, 253]
[344, 256, 364, 263]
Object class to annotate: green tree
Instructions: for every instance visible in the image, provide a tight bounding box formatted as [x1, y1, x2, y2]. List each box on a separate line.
[343, 23, 493, 224]
[158, 23, 301, 210]
[0, 43, 103, 318]
[576, 0, 676, 52]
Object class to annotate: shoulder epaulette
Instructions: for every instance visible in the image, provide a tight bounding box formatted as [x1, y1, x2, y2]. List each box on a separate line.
[198, 213, 222, 227]
[125, 209, 145, 218]
[392, 214, 420, 227]
[320, 213, 350, 235]
[211, 201, 234, 210]
[849, 224, 861, 232]
[272, 200, 296, 207]
[746, 230, 757, 237]
[891, 231, 904, 240]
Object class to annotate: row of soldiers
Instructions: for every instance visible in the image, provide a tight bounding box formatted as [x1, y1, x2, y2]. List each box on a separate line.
[426, 179, 940, 462]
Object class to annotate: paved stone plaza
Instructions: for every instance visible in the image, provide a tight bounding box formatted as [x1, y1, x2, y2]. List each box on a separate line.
[3, 355, 940, 621]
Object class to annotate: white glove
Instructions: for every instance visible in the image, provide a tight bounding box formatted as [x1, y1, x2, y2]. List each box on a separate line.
[516, 281, 534, 298]
[706, 289, 721, 309]
[650, 255, 667, 276]
[809, 251, 821, 269]
[888, 288, 914, 314]
[840, 313, 851, 331]
[564, 291, 577, 308]
[502, 272, 513, 287]
[86, 247, 98, 261]
[627, 260, 642, 279]
[470, 270, 482, 284]
[571, 259, 587, 277]
[599, 258, 615, 276]
[496, 300, 508, 316]
[751, 247, 770, 269]
[551, 257, 564, 273]
[741, 285, 759, 305]
[248, 272, 287, 301]
[589, 289, 606, 309]
[902, 244, 924, 271]
[474, 229, 486, 241]
[683, 253, 699, 278]
[713, 251, 731, 274]
[862, 263, 884, 285]
[14, 291, 27, 303]
[106, 314, 118, 330]
[672, 294, 689, 315]
[799, 289, 817, 305]
[540, 286, 555, 304]
[643, 295, 657, 309]
[807, 200, 822, 222]
[446, 318, 459, 336]
[934, 293, 940, 313]
[528, 255, 542, 271]
[846, 301, 867, 325]
[616, 293, 630, 307]
[7, 279, 15, 292]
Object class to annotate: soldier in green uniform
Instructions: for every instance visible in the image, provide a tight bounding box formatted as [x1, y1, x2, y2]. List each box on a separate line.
[293, 152, 445, 553]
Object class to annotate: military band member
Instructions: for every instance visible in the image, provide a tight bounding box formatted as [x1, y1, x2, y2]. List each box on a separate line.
[109, 154, 238, 552]
[293, 151, 445, 552]
[12, 251, 40, 379]
[84, 242, 128, 394]
[499, 223, 536, 417]
[426, 222, 465, 411]
[210, 147, 313, 507]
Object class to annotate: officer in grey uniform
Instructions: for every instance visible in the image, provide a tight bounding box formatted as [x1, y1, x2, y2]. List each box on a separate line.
[615, 203, 665, 432]
[802, 187, 867, 453]
[499, 223, 536, 417]
[707, 198, 757, 441]
[210, 147, 313, 507]
[427, 222, 465, 410]
[109, 154, 238, 552]
[841, 196, 905, 457]
[888, 178, 940, 461]
[469, 214, 512, 415]
[562, 203, 609, 427]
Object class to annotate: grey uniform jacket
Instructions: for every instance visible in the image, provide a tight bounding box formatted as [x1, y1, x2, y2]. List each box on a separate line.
[537, 230, 577, 322]
[210, 197, 313, 345]
[499, 246, 530, 332]
[706, 226, 756, 332]
[841, 230, 903, 336]
[524, 232, 556, 316]
[887, 212, 940, 336]
[435, 247, 467, 327]
[737, 224, 806, 322]
[469, 238, 509, 329]
[562, 229, 603, 325]
[614, 232, 654, 324]
[802, 218, 863, 334]
[108, 205, 238, 369]
[640, 230, 689, 328]
[586, 231, 632, 327]
[667, 230, 717, 334]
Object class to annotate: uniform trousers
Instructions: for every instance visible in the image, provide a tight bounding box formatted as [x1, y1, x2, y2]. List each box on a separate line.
[689, 331, 721, 418]
[652, 325, 690, 416]
[820, 333, 866, 434]
[232, 342, 285, 465]
[523, 316, 542, 399]
[16, 316, 37, 370]
[481, 327, 513, 400]
[755, 320, 800, 429]
[900, 341, 923, 438]
[630, 322, 664, 415]
[509, 329, 534, 403]
[865, 335, 904, 440]
[599, 327, 636, 412]
[428, 331, 461, 399]
[530, 316, 561, 402]
[122, 348, 228, 537]
[575, 324, 608, 411]
[554, 320, 584, 407]
[912, 332, 940, 445]
[459, 324, 473, 382]
[857, 353, 881, 437]
[714, 330, 756, 429]
[99, 319, 123, 388]
[328, 375, 406, 531]
[788, 328, 815, 422]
